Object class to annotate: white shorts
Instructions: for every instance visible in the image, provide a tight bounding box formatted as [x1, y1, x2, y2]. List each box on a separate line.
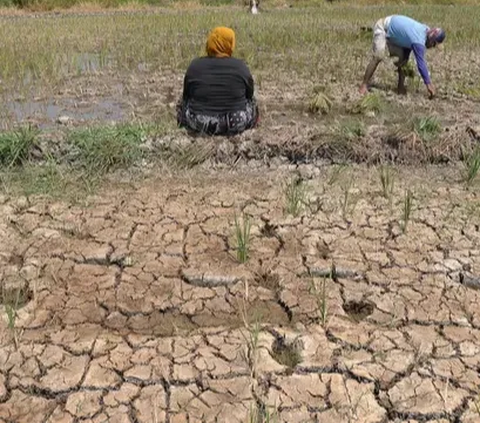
[372, 16, 392, 59]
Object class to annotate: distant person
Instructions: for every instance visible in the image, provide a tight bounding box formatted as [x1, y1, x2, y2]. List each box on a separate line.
[359, 15, 445, 99]
[177, 26, 259, 136]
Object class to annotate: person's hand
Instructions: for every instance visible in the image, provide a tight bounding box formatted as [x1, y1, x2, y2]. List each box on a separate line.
[359, 84, 368, 95]
[426, 84, 435, 99]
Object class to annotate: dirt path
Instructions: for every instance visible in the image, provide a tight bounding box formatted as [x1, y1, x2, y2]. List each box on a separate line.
[0, 165, 479, 422]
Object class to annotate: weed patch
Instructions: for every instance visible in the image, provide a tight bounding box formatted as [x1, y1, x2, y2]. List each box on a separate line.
[67, 123, 149, 174]
[0, 126, 38, 168]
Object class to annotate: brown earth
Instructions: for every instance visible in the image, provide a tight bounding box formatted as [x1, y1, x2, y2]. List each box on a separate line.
[1, 164, 480, 422]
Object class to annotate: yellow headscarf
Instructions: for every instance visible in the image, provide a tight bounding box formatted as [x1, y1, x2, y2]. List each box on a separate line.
[206, 27, 236, 58]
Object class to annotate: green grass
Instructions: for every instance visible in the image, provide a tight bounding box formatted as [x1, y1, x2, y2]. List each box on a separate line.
[352, 92, 384, 115]
[413, 116, 442, 141]
[234, 213, 251, 263]
[67, 123, 150, 174]
[284, 176, 307, 217]
[340, 174, 358, 220]
[0, 126, 38, 168]
[378, 164, 395, 200]
[462, 147, 480, 187]
[401, 189, 414, 233]
[309, 277, 328, 326]
[0, 121, 175, 198]
[338, 119, 365, 141]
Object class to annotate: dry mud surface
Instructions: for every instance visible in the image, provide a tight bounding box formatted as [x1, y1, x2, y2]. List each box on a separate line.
[1, 166, 480, 422]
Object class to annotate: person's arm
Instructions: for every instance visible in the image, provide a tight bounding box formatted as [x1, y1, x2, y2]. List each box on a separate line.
[412, 43, 435, 97]
[241, 62, 255, 100]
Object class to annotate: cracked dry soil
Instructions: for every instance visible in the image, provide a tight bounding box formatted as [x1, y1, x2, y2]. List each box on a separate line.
[0, 166, 480, 423]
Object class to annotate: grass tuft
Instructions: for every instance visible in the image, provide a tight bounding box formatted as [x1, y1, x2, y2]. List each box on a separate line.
[247, 403, 279, 423]
[234, 213, 251, 264]
[413, 116, 441, 141]
[462, 147, 480, 187]
[378, 164, 395, 200]
[284, 176, 307, 217]
[339, 119, 366, 141]
[401, 189, 414, 233]
[1, 286, 27, 350]
[0, 125, 38, 168]
[340, 175, 358, 220]
[309, 278, 328, 326]
[67, 123, 149, 174]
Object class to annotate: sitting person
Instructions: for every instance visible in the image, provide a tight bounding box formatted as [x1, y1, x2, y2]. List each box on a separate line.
[177, 26, 259, 136]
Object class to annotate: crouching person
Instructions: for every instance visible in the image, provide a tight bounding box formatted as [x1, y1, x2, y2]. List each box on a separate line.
[177, 26, 259, 136]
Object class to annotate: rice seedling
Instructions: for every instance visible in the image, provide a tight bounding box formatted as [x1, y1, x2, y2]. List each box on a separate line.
[247, 403, 279, 423]
[234, 213, 251, 263]
[238, 292, 261, 378]
[309, 278, 328, 326]
[462, 147, 480, 187]
[2, 286, 22, 350]
[284, 176, 307, 217]
[413, 116, 441, 141]
[340, 175, 358, 220]
[352, 92, 384, 115]
[378, 164, 395, 200]
[401, 189, 414, 233]
[308, 85, 333, 115]
[0, 125, 38, 168]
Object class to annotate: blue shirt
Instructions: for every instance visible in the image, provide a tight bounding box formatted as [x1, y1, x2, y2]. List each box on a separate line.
[387, 15, 431, 85]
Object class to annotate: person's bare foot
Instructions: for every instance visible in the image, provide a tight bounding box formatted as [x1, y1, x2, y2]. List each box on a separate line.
[359, 84, 368, 95]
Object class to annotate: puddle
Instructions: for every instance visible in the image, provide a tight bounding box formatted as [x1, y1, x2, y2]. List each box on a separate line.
[343, 300, 374, 322]
[3, 97, 126, 127]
